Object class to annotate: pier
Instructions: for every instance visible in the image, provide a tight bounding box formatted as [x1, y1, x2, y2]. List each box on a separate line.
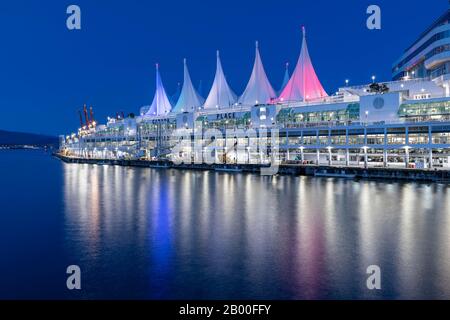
[54, 153, 450, 183]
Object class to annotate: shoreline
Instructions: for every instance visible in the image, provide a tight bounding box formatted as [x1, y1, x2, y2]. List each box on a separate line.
[54, 153, 450, 183]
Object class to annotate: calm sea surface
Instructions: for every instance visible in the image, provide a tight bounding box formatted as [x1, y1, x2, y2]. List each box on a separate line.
[0, 150, 449, 299]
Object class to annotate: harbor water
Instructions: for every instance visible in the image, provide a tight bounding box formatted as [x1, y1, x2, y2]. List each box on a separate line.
[0, 149, 449, 299]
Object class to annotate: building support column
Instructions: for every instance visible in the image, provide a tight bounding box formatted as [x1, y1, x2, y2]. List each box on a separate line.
[428, 126, 433, 169]
[316, 149, 320, 165]
[286, 148, 290, 162]
[405, 148, 410, 168]
[429, 148, 433, 169]
[328, 147, 332, 166]
[300, 147, 304, 163]
[345, 149, 349, 166]
[363, 148, 368, 168]
[383, 149, 387, 168]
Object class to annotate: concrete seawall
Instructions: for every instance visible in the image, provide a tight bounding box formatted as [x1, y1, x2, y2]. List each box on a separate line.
[54, 153, 450, 183]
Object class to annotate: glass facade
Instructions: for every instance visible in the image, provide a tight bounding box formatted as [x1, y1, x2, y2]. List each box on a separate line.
[276, 103, 360, 127]
[140, 120, 176, 135]
[399, 100, 450, 121]
[432, 132, 450, 144]
[392, 29, 450, 77]
[196, 112, 251, 129]
[366, 134, 384, 145]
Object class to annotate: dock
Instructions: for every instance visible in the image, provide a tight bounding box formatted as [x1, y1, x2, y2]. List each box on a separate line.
[54, 153, 450, 183]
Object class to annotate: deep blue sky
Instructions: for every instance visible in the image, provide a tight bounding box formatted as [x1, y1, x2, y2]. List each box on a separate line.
[0, 0, 447, 135]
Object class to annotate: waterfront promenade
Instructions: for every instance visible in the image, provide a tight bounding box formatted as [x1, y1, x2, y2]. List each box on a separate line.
[55, 153, 450, 183]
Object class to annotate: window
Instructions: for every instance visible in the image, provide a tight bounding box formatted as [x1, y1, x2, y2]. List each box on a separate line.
[331, 136, 346, 145]
[367, 134, 384, 145]
[432, 132, 450, 144]
[408, 133, 428, 144]
[348, 135, 365, 145]
[387, 134, 406, 145]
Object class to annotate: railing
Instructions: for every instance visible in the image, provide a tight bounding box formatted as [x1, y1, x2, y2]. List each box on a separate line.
[196, 105, 252, 115]
[278, 117, 450, 129]
[345, 77, 431, 91]
[278, 95, 359, 108]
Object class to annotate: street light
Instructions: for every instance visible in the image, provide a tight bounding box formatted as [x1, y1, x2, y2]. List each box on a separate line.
[345, 79, 349, 86]
[371, 75, 376, 83]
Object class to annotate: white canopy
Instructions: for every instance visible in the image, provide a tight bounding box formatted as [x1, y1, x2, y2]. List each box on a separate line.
[173, 59, 205, 113]
[278, 62, 290, 95]
[238, 41, 276, 105]
[170, 82, 181, 106]
[145, 64, 172, 117]
[203, 51, 237, 109]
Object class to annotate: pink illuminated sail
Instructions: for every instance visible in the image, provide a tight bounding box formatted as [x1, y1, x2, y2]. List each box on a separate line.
[238, 41, 276, 105]
[278, 27, 327, 102]
[145, 64, 173, 117]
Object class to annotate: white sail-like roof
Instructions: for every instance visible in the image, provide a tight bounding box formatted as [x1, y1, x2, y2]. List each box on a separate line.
[173, 59, 205, 113]
[238, 41, 276, 105]
[203, 51, 237, 109]
[278, 62, 290, 95]
[145, 64, 172, 117]
[170, 82, 181, 106]
[278, 27, 327, 102]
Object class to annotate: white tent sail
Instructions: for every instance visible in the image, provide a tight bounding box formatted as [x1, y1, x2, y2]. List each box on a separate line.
[145, 64, 172, 117]
[173, 59, 204, 113]
[203, 51, 237, 109]
[238, 41, 276, 105]
[170, 82, 181, 106]
[278, 62, 290, 95]
[278, 27, 327, 102]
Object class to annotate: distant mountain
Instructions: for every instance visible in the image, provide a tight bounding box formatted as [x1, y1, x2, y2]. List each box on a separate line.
[0, 129, 58, 147]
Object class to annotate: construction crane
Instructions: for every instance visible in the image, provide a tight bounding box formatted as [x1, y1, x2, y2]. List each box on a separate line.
[83, 104, 89, 128]
[89, 106, 96, 127]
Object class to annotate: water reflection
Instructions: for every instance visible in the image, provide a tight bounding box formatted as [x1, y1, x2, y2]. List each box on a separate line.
[63, 163, 450, 299]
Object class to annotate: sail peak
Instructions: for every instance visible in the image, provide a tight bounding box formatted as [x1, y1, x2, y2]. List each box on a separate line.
[145, 65, 172, 117]
[203, 52, 237, 109]
[173, 59, 204, 113]
[278, 27, 328, 102]
[278, 62, 290, 95]
[238, 42, 276, 105]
